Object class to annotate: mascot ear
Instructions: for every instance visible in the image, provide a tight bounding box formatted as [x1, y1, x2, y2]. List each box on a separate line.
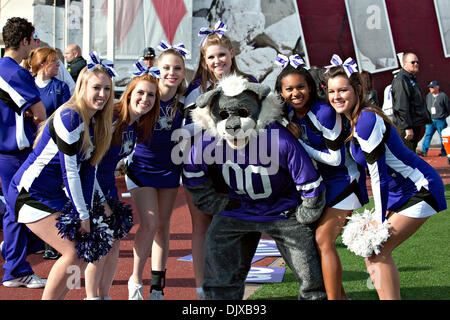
[245, 83, 271, 100]
[195, 88, 222, 108]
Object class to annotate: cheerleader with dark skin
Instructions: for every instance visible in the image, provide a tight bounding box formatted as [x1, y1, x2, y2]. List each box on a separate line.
[276, 64, 367, 300]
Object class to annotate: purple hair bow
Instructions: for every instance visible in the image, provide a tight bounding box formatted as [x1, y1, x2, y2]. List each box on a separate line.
[132, 59, 160, 78]
[325, 54, 358, 77]
[157, 40, 189, 57]
[274, 54, 306, 69]
[87, 51, 118, 78]
[198, 20, 228, 46]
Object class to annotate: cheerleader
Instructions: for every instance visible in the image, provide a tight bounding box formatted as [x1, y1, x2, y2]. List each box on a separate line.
[25, 47, 71, 116]
[6, 59, 116, 300]
[0, 17, 47, 289]
[24, 47, 72, 260]
[84, 67, 160, 300]
[183, 21, 257, 299]
[326, 65, 446, 299]
[274, 57, 368, 300]
[125, 43, 186, 300]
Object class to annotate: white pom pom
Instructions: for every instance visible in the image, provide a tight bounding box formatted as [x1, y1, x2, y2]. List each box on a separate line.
[341, 208, 391, 258]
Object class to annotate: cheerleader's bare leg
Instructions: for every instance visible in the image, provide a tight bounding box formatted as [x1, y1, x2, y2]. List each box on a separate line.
[151, 187, 178, 272]
[364, 213, 428, 300]
[184, 191, 212, 297]
[84, 240, 120, 299]
[98, 240, 120, 298]
[129, 187, 159, 285]
[84, 253, 106, 299]
[26, 213, 87, 300]
[315, 207, 352, 300]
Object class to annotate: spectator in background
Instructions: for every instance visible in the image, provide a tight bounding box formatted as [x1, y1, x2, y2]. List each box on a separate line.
[25, 47, 71, 116]
[142, 47, 156, 69]
[382, 84, 393, 120]
[391, 52, 431, 153]
[0, 16, 47, 289]
[381, 69, 400, 122]
[360, 71, 378, 106]
[21, 32, 76, 95]
[417, 81, 450, 157]
[64, 43, 87, 82]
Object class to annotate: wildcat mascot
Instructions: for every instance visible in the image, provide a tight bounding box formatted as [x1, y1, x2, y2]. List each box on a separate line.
[182, 74, 327, 300]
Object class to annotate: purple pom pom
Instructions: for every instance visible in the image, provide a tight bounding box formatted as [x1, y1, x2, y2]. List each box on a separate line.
[104, 196, 134, 239]
[55, 193, 114, 263]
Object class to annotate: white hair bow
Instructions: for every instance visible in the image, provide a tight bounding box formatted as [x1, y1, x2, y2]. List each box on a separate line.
[274, 53, 307, 69]
[198, 20, 228, 46]
[132, 59, 160, 78]
[157, 40, 189, 57]
[325, 54, 358, 77]
[87, 51, 118, 78]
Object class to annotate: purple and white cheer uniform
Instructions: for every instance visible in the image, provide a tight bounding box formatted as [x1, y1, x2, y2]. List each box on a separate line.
[96, 119, 137, 199]
[289, 101, 368, 210]
[126, 96, 184, 189]
[8, 107, 96, 223]
[349, 110, 446, 222]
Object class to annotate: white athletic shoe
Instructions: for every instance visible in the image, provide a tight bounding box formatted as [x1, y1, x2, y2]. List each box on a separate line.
[128, 278, 144, 300]
[3, 274, 46, 288]
[149, 289, 164, 300]
[83, 296, 102, 300]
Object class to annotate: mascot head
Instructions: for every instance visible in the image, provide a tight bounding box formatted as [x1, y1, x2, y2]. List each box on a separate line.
[193, 74, 284, 149]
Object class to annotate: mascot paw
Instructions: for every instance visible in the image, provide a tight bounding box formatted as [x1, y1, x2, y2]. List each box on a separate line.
[295, 205, 322, 224]
[295, 191, 326, 224]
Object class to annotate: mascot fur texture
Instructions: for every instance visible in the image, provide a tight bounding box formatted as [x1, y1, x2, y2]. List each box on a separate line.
[182, 74, 327, 300]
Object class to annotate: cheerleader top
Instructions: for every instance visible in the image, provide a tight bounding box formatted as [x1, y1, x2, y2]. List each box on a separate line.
[11, 107, 96, 220]
[130, 96, 184, 171]
[288, 100, 368, 206]
[349, 110, 446, 222]
[0, 57, 41, 152]
[34, 76, 71, 116]
[96, 117, 137, 197]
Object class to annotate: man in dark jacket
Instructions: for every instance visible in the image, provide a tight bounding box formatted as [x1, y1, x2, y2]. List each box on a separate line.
[64, 44, 86, 83]
[391, 52, 431, 152]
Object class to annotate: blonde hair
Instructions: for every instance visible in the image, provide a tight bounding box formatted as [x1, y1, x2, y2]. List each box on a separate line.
[155, 49, 187, 119]
[24, 47, 57, 76]
[193, 33, 250, 92]
[113, 74, 160, 146]
[34, 65, 115, 165]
